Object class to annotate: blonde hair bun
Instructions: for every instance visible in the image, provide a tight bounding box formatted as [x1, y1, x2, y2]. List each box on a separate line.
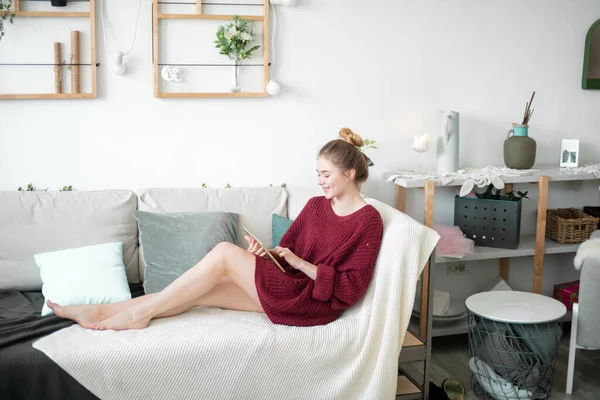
[338, 128, 364, 147]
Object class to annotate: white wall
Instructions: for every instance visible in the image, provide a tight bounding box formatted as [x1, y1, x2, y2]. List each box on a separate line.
[1, 0, 599, 297]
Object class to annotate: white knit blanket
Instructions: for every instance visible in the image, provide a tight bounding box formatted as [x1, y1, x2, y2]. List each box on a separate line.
[33, 198, 440, 400]
[574, 238, 600, 270]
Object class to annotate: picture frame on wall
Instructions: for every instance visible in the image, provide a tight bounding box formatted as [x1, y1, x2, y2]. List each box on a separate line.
[560, 139, 580, 168]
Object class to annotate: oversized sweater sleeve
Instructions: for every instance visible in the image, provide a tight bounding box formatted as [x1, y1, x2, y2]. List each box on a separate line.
[311, 213, 384, 309]
[273, 197, 311, 270]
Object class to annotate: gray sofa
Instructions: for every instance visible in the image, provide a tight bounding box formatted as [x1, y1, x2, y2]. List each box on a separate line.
[0, 186, 321, 400]
[0, 185, 437, 400]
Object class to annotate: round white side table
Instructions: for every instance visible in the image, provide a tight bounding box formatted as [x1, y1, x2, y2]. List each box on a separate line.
[465, 291, 566, 399]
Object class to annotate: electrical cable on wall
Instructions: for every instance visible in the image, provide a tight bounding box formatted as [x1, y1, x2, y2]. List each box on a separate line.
[267, 0, 294, 95]
[100, 0, 143, 75]
[266, 4, 280, 95]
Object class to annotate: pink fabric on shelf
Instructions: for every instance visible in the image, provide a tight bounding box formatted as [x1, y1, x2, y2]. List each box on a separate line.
[433, 224, 475, 258]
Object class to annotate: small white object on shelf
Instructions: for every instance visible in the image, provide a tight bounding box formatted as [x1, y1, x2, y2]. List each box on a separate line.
[411, 133, 430, 172]
[482, 276, 513, 292]
[413, 299, 468, 326]
[413, 286, 452, 317]
[411, 133, 429, 152]
[436, 110, 460, 173]
[432, 289, 450, 316]
[560, 139, 580, 168]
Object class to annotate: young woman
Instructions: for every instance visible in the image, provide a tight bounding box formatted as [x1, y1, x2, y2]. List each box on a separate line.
[48, 128, 384, 330]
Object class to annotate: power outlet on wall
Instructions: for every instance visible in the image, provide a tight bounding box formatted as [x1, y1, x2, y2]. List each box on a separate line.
[447, 262, 466, 275]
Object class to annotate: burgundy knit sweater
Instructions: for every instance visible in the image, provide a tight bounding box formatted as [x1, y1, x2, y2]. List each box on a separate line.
[254, 196, 384, 327]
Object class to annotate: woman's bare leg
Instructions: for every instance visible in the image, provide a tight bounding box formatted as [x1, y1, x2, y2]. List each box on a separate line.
[47, 294, 159, 327]
[90, 242, 261, 330]
[48, 276, 261, 328]
[153, 278, 263, 318]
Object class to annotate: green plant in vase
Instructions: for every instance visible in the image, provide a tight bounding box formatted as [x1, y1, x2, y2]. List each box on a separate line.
[359, 138, 377, 166]
[0, 0, 16, 42]
[478, 184, 529, 202]
[214, 16, 260, 93]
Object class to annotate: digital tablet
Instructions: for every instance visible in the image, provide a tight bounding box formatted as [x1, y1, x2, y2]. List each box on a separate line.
[243, 227, 286, 273]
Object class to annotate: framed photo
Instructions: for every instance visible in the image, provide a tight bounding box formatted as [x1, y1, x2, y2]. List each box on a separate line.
[560, 139, 580, 168]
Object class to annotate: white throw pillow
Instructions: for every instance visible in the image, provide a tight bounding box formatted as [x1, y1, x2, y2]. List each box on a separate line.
[34, 242, 132, 316]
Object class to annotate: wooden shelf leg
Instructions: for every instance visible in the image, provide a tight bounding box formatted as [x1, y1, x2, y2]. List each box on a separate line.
[14, 0, 20, 12]
[504, 183, 514, 195]
[497, 182, 511, 283]
[420, 180, 435, 338]
[533, 176, 549, 294]
[396, 186, 406, 213]
[500, 258, 509, 282]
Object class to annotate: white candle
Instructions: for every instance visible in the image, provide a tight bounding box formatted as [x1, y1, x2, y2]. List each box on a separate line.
[413, 136, 420, 148]
[412, 134, 429, 151]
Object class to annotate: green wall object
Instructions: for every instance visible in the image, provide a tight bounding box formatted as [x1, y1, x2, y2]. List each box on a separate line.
[582, 19, 600, 90]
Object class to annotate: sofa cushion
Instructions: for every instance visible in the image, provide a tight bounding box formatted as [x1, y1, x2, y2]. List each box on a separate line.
[285, 186, 323, 219]
[271, 214, 293, 248]
[0, 190, 139, 290]
[136, 187, 288, 281]
[34, 242, 132, 316]
[135, 211, 238, 294]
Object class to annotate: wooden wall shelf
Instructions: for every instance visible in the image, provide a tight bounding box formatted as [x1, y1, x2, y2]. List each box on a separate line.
[0, 0, 97, 100]
[0, 93, 95, 99]
[158, 92, 267, 98]
[157, 13, 264, 21]
[14, 11, 90, 17]
[153, 0, 270, 98]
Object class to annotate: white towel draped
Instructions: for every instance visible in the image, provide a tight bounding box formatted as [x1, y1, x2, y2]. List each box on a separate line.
[33, 198, 439, 400]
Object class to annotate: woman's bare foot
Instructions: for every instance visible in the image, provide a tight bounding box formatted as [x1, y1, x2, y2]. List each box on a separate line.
[90, 308, 151, 331]
[47, 300, 103, 328]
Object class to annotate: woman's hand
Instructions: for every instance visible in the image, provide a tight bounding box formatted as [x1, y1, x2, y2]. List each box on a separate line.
[272, 246, 303, 269]
[244, 236, 266, 258]
[272, 246, 318, 279]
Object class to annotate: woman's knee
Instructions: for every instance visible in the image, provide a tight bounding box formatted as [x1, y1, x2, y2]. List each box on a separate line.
[214, 242, 235, 251]
[213, 242, 243, 269]
[213, 242, 238, 258]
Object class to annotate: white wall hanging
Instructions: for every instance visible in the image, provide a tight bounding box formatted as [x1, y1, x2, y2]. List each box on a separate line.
[267, 0, 295, 95]
[100, 0, 143, 75]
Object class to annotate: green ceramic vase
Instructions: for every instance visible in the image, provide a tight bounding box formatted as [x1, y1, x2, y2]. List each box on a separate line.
[504, 125, 536, 169]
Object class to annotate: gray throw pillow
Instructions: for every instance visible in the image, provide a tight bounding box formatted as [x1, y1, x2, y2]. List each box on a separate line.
[135, 211, 238, 294]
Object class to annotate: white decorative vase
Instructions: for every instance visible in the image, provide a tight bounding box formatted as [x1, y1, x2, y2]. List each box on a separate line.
[230, 60, 241, 93]
[436, 110, 460, 173]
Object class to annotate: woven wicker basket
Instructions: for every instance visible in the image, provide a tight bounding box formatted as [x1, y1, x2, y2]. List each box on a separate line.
[546, 208, 600, 244]
[583, 206, 600, 229]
